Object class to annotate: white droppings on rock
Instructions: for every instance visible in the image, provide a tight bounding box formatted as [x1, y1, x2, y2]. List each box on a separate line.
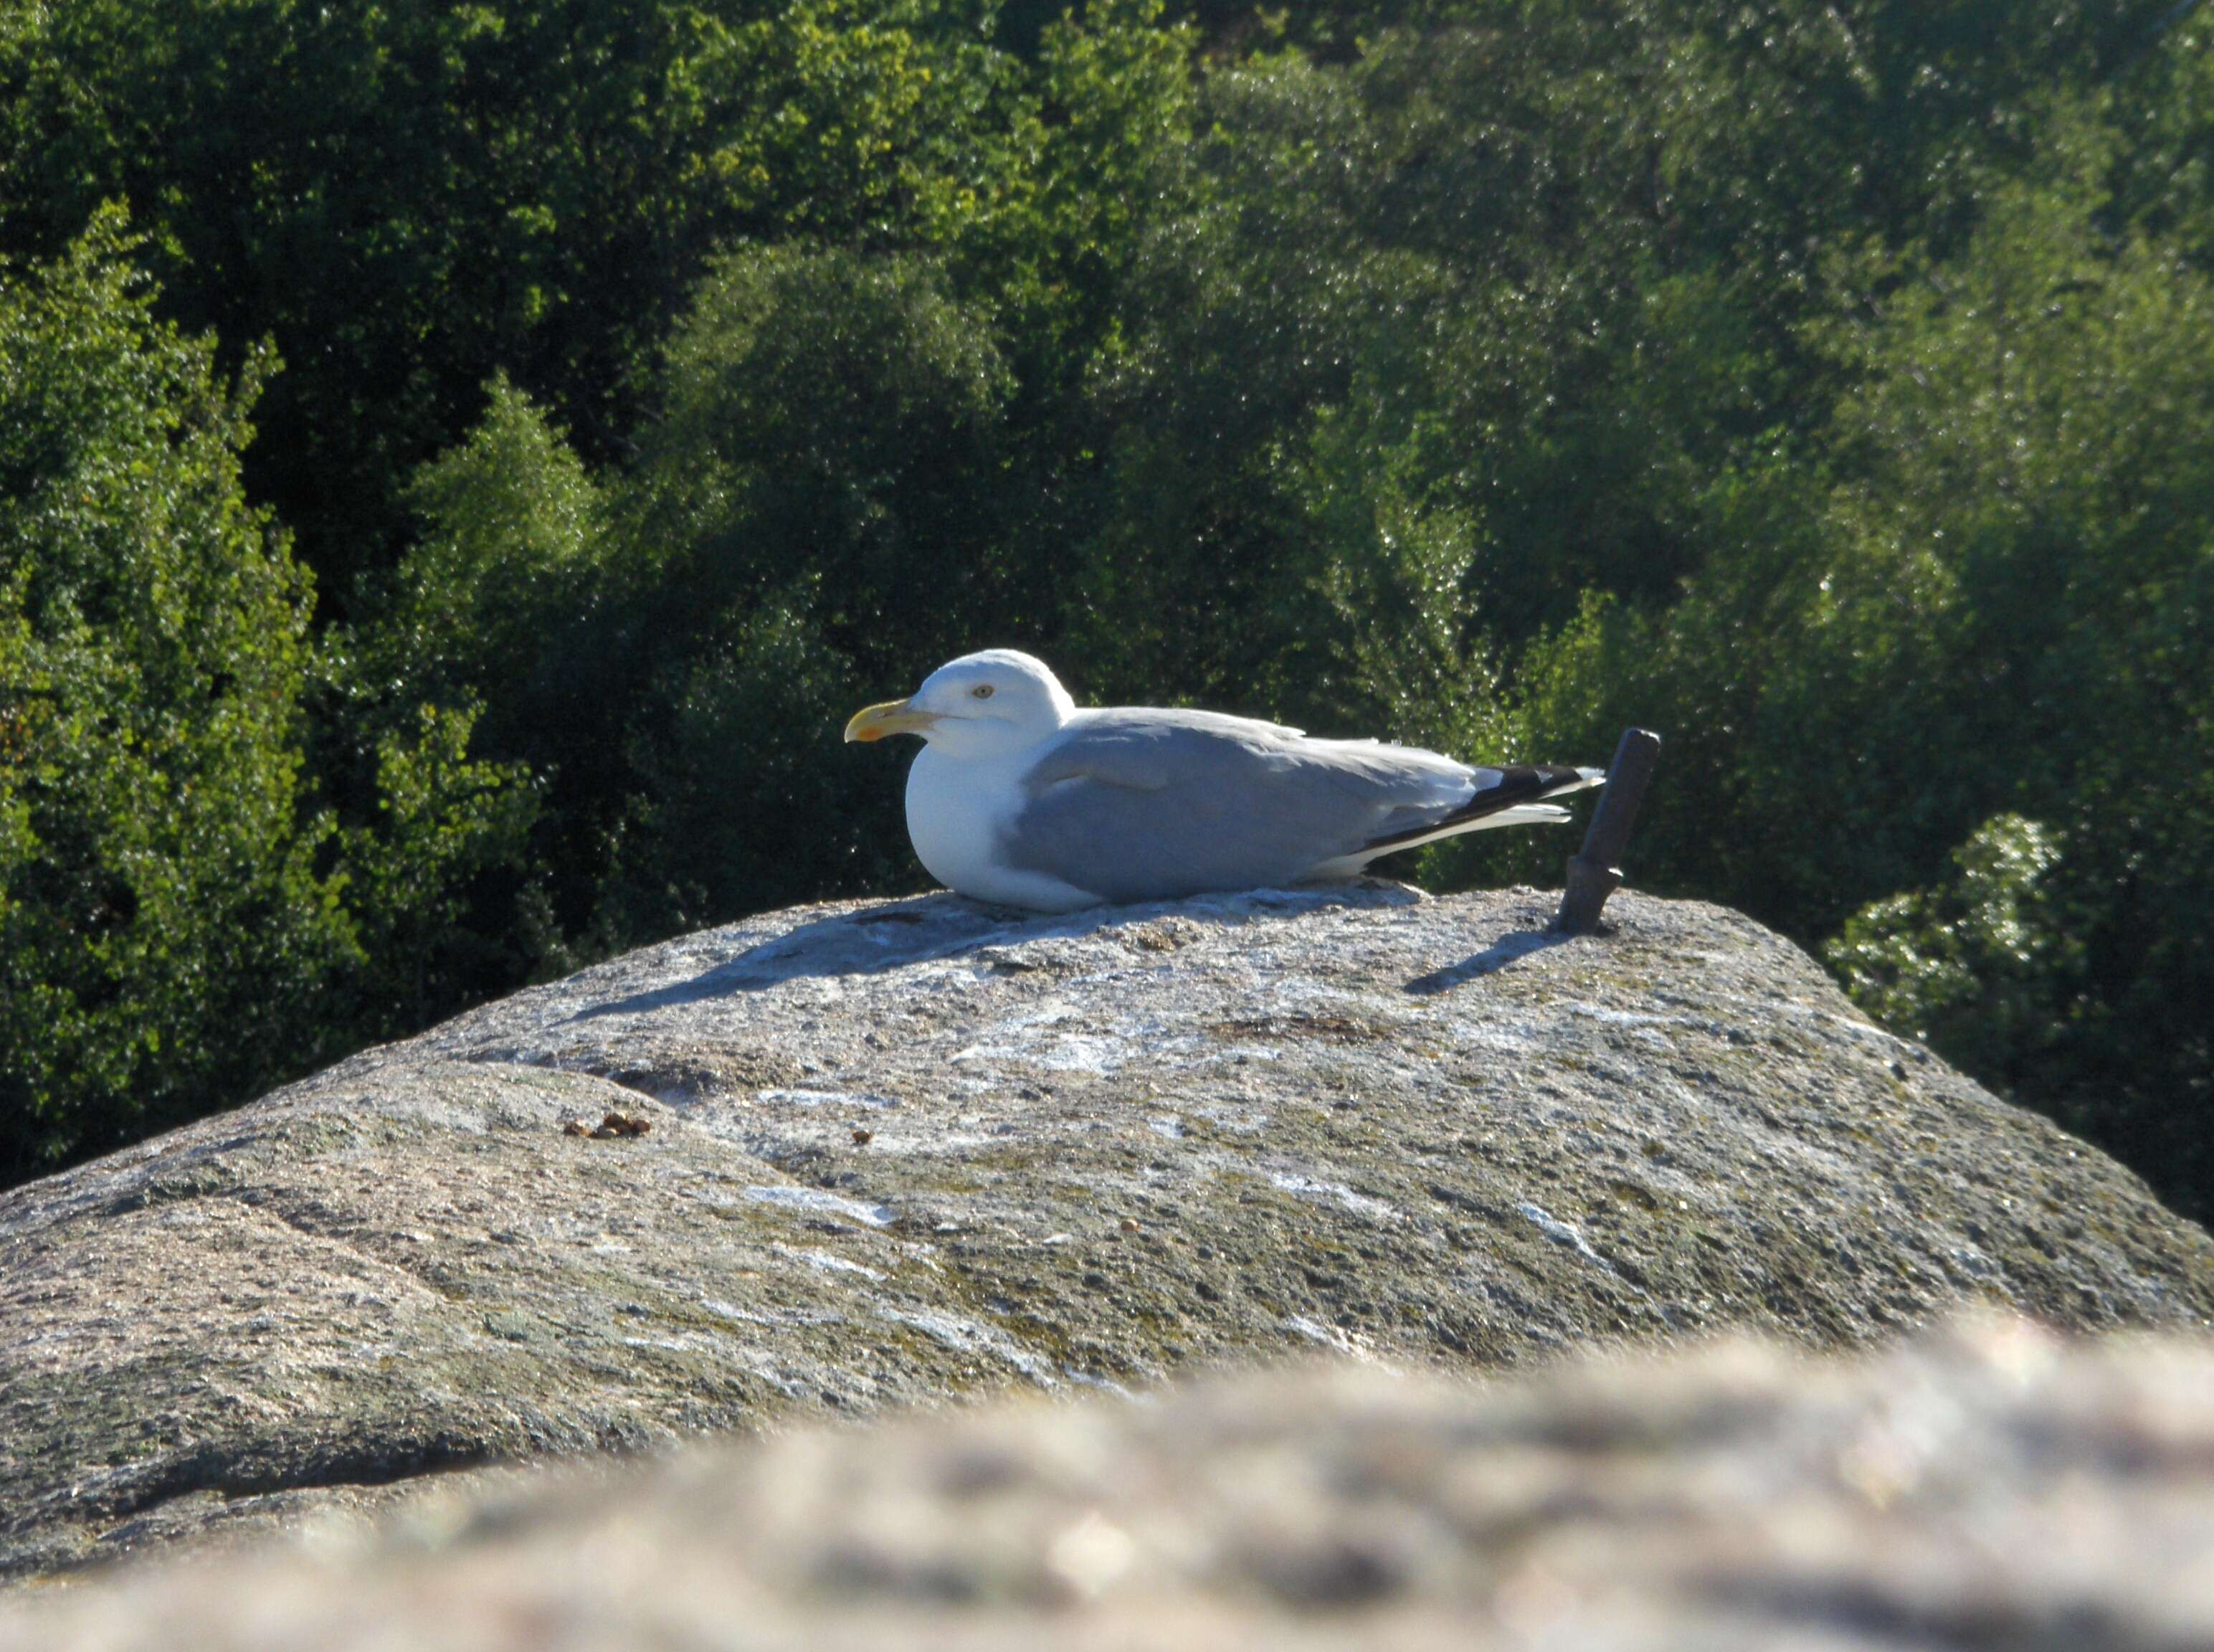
[1445, 1017, 1543, 1051]
[773, 1245, 887, 1283]
[1284, 1315, 1384, 1364]
[620, 1334, 703, 1354]
[1517, 1202, 1619, 1274]
[1269, 1171, 1400, 1225]
[1062, 1369, 1140, 1400]
[954, 1002, 1121, 1074]
[735, 1187, 895, 1228]
[880, 1309, 1058, 1385]
[755, 1088, 901, 1111]
[1572, 1006, 1699, 1030]
[1201, 1043, 1285, 1068]
[695, 1299, 846, 1330]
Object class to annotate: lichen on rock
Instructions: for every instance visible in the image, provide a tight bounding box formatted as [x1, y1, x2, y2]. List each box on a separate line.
[3, 885, 2209, 1581]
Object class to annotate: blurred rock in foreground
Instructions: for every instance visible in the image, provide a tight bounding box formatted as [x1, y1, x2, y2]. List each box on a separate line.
[4, 1316, 2212, 1650]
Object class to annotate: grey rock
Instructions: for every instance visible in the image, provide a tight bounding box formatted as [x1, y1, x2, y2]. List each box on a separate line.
[4, 885, 2210, 1583]
[4, 1314, 2212, 1649]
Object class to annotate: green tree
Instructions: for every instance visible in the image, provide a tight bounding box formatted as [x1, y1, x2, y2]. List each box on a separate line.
[637, 243, 1017, 670]
[592, 244, 1021, 934]
[0, 0, 1030, 597]
[0, 214, 537, 1185]
[344, 374, 619, 966]
[1825, 815, 2079, 1096]
[1512, 121, 2214, 1215]
[0, 214, 352, 1177]
[369, 373, 610, 745]
[9, 0, 2214, 1223]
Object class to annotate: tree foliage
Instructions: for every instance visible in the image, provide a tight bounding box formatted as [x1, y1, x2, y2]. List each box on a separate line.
[1, 2, 2209, 1217]
[0, 0, 1031, 598]
[0, 213, 348, 1178]
[0, 216, 534, 1181]
[1509, 103, 2214, 1210]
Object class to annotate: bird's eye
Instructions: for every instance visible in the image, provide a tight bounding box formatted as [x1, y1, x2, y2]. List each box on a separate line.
[971, 684, 995, 700]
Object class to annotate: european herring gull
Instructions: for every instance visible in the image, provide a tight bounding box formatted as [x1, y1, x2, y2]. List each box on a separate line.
[845, 650, 1602, 912]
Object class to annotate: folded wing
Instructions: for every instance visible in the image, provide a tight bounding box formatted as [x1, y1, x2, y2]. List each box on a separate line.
[1002, 708, 1567, 905]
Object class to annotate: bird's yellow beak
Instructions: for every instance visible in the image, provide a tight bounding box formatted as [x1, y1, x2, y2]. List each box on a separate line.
[844, 698, 941, 744]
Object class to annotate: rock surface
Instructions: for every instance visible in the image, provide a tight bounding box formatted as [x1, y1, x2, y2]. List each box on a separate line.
[4, 885, 2210, 1581]
[4, 1316, 2212, 1650]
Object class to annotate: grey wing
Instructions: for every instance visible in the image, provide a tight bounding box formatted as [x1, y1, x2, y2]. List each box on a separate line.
[999, 710, 1474, 904]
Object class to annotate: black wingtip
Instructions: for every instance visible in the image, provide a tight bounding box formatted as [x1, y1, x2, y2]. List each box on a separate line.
[1490, 763, 1606, 799]
[1358, 762, 1602, 854]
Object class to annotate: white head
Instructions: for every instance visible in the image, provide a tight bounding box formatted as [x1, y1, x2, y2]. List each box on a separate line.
[844, 649, 1076, 755]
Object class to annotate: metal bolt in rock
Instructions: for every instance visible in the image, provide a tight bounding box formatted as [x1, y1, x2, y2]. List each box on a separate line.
[1555, 728, 1662, 936]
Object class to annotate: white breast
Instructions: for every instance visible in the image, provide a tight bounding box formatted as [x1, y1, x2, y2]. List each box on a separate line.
[905, 746, 1100, 911]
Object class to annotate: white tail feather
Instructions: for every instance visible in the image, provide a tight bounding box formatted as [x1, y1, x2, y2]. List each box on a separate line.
[1308, 802, 1574, 878]
[1463, 803, 1573, 830]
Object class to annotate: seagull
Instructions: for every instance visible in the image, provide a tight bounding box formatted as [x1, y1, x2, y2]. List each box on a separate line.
[845, 649, 1603, 912]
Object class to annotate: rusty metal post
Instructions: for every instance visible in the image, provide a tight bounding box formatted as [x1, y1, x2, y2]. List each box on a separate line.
[1554, 728, 1661, 936]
